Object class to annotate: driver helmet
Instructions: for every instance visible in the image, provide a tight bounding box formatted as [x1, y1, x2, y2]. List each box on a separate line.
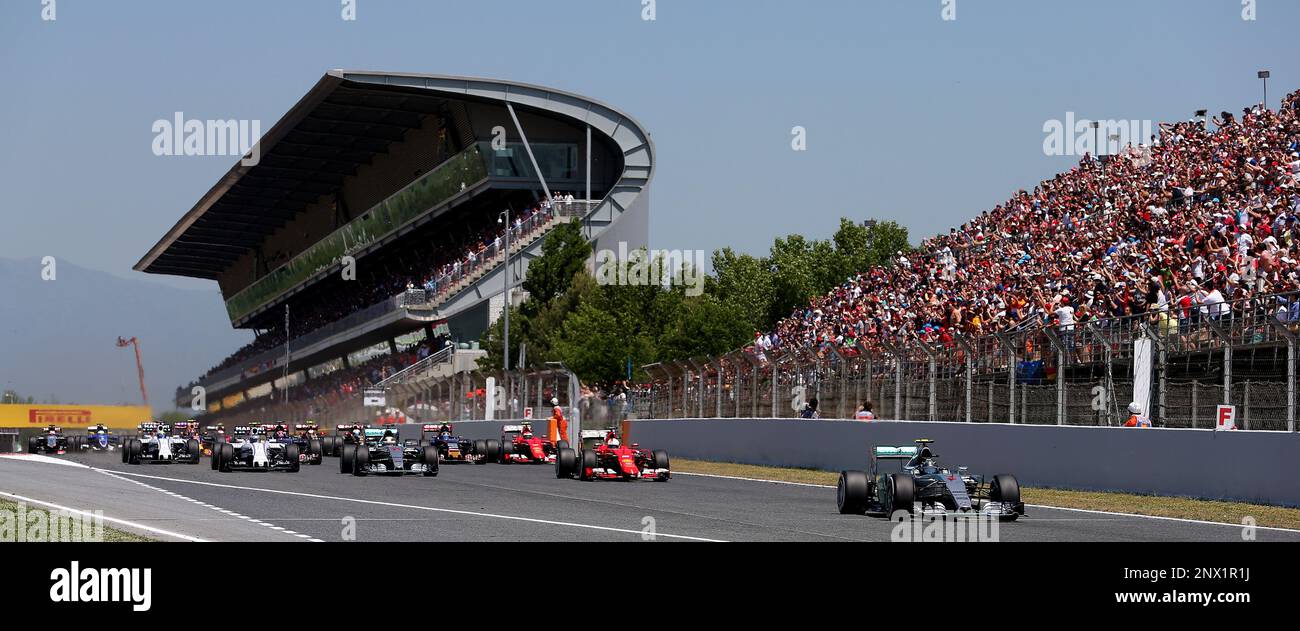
[383, 431, 397, 445]
[550, 398, 559, 406]
[607, 437, 620, 448]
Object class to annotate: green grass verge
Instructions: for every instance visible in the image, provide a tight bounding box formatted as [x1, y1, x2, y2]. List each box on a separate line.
[672, 458, 1300, 531]
[0, 497, 156, 542]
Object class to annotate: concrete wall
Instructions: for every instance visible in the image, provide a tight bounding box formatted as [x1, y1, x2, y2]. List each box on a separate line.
[620, 419, 1300, 507]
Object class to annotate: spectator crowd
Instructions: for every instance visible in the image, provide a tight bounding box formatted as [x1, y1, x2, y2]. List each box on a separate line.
[761, 91, 1300, 357]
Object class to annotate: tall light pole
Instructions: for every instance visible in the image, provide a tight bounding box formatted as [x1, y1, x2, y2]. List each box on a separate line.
[499, 207, 512, 374]
[1258, 70, 1271, 110]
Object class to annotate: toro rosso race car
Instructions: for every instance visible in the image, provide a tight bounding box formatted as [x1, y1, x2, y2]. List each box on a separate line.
[200, 425, 229, 456]
[211, 426, 301, 473]
[320, 423, 361, 457]
[339, 427, 438, 477]
[837, 439, 1024, 521]
[555, 430, 669, 482]
[422, 424, 488, 464]
[492, 423, 566, 464]
[72, 424, 118, 452]
[122, 423, 201, 465]
[28, 425, 70, 455]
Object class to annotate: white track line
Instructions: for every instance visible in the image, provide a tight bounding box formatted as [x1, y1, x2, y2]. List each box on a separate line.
[103, 468, 724, 542]
[672, 471, 1300, 534]
[0, 490, 208, 542]
[97, 469, 319, 542]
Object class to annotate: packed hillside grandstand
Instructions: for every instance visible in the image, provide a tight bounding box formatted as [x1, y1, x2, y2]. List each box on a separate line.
[762, 91, 1300, 356]
[190, 197, 574, 384]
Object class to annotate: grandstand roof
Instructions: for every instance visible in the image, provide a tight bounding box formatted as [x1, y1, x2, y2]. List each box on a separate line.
[134, 70, 655, 279]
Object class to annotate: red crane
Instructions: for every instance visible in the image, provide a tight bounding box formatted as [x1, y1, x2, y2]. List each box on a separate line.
[116, 337, 149, 409]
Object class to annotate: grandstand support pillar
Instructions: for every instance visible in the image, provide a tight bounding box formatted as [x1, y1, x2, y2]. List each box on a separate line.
[751, 364, 760, 418]
[954, 337, 975, 422]
[687, 358, 706, 418]
[713, 358, 724, 419]
[1206, 319, 1232, 406]
[1084, 323, 1116, 425]
[505, 101, 553, 204]
[995, 333, 1017, 424]
[917, 344, 938, 422]
[1266, 320, 1296, 432]
[828, 347, 846, 420]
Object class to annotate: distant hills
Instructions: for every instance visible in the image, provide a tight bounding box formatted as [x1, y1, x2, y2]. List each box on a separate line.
[0, 257, 251, 413]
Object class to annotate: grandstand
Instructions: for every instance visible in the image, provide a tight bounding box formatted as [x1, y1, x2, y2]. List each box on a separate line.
[136, 71, 654, 418]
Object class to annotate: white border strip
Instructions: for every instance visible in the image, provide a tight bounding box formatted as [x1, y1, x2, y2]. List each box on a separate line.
[672, 471, 1300, 534]
[103, 469, 724, 542]
[0, 491, 209, 543]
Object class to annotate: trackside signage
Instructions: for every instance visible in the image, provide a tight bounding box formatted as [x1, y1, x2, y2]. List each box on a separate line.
[49, 561, 151, 612]
[0, 405, 152, 429]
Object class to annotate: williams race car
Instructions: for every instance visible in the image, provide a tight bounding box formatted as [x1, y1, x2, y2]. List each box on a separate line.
[555, 430, 669, 482]
[339, 427, 438, 477]
[28, 425, 70, 455]
[492, 423, 566, 464]
[422, 424, 488, 464]
[837, 439, 1024, 521]
[122, 423, 202, 465]
[211, 426, 301, 473]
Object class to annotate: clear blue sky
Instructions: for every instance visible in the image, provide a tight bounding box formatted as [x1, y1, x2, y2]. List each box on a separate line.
[1, 0, 1295, 290]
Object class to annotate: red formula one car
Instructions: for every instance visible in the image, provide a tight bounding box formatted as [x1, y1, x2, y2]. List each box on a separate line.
[555, 430, 670, 482]
[492, 423, 567, 464]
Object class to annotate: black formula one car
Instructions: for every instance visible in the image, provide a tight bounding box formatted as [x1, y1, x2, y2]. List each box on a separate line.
[28, 425, 70, 455]
[320, 423, 361, 457]
[421, 424, 488, 464]
[837, 439, 1024, 521]
[339, 427, 438, 477]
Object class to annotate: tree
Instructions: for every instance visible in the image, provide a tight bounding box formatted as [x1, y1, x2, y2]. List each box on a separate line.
[658, 295, 752, 360]
[521, 219, 591, 314]
[707, 248, 776, 333]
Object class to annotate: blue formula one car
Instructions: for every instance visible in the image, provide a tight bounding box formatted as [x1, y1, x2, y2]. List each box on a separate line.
[73, 424, 119, 453]
[421, 424, 488, 465]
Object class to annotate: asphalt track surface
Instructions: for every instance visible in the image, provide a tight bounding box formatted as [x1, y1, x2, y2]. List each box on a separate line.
[3, 452, 1299, 542]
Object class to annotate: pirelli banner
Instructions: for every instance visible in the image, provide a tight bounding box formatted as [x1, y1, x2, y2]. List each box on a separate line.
[0, 405, 153, 429]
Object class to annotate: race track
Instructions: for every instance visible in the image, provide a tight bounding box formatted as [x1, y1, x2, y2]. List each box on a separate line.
[2, 452, 1297, 542]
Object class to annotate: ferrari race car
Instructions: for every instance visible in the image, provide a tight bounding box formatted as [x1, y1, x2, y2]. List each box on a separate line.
[211, 426, 301, 473]
[72, 424, 118, 452]
[422, 424, 488, 464]
[122, 423, 201, 465]
[555, 430, 669, 482]
[837, 439, 1024, 521]
[28, 425, 70, 455]
[339, 427, 438, 477]
[492, 423, 566, 464]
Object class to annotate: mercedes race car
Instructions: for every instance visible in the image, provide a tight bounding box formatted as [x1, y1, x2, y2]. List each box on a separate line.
[28, 425, 70, 455]
[422, 424, 488, 464]
[339, 427, 438, 477]
[837, 439, 1024, 521]
[122, 423, 202, 465]
[555, 430, 669, 482]
[492, 423, 566, 464]
[72, 424, 118, 452]
[211, 426, 301, 473]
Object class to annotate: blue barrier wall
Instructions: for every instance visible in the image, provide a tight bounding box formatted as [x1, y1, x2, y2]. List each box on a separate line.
[623, 419, 1300, 507]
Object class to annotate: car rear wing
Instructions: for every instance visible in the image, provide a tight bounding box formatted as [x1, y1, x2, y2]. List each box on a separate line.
[873, 446, 920, 459]
[204, 425, 222, 431]
[502, 425, 525, 434]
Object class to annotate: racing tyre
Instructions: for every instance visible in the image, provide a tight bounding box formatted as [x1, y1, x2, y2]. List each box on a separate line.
[421, 446, 439, 477]
[991, 474, 1021, 522]
[555, 448, 577, 478]
[352, 446, 369, 477]
[483, 439, 501, 464]
[884, 473, 915, 518]
[186, 439, 201, 464]
[473, 440, 488, 464]
[340, 444, 355, 474]
[218, 443, 234, 472]
[30, 436, 42, 455]
[119, 438, 128, 462]
[837, 470, 870, 515]
[285, 443, 301, 472]
[210, 443, 221, 470]
[555, 440, 570, 452]
[308, 439, 323, 460]
[496, 440, 510, 465]
[578, 449, 598, 481]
